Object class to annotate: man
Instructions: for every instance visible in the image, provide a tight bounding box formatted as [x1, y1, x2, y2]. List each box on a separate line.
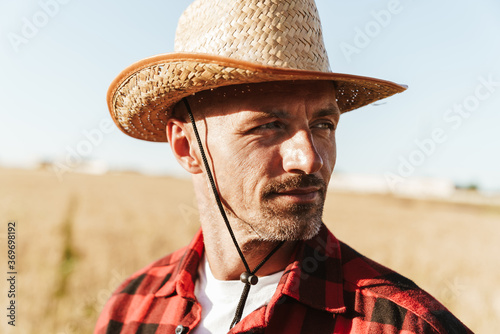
[96, 0, 472, 333]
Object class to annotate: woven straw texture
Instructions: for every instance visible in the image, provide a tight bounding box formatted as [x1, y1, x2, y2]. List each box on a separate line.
[108, 0, 406, 142]
[175, 0, 329, 72]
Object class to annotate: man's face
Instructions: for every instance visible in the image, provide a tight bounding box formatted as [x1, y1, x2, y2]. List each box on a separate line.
[188, 81, 339, 241]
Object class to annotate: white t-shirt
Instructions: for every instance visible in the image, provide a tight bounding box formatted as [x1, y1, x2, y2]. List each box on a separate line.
[192, 254, 284, 334]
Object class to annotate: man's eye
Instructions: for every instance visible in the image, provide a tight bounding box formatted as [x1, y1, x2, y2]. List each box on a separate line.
[313, 122, 335, 130]
[257, 121, 284, 130]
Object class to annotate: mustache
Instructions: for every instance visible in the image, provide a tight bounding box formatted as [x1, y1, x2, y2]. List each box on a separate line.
[262, 174, 326, 198]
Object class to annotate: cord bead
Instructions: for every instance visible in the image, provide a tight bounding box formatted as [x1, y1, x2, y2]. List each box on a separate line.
[240, 272, 258, 285]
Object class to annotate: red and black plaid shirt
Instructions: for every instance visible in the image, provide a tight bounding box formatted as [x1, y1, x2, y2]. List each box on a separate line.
[95, 224, 472, 333]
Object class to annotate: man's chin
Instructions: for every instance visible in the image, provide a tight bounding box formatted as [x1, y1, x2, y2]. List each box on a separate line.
[254, 216, 323, 242]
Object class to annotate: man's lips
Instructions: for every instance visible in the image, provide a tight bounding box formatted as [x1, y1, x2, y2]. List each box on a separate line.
[272, 187, 322, 203]
[262, 174, 326, 204]
[278, 187, 321, 195]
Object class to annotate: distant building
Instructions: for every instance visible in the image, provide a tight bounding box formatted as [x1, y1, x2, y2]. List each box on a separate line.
[329, 173, 455, 199]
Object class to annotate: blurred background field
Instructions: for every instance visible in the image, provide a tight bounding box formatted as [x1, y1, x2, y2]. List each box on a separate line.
[2, 1, 500, 333]
[0, 167, 499, 333]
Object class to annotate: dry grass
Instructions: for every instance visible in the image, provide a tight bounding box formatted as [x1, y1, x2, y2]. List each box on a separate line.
[0, 168, 498, 333]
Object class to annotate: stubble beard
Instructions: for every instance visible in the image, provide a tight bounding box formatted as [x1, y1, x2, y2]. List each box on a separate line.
[245, 175, 327, 242]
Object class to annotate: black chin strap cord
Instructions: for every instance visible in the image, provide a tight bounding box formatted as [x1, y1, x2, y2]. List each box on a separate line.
[182, 99, 284, 329]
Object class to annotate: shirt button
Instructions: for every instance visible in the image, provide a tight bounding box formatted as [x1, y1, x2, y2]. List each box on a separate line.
[175, 325, 188, 334]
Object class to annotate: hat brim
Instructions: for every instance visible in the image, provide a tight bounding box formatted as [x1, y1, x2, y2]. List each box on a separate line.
[107, 53, 407, 142]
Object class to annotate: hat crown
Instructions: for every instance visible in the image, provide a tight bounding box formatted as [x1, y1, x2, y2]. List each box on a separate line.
[174, 0, 331, 72]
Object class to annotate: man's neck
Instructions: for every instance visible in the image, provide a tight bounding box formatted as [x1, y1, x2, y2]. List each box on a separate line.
[200, 223, 297, 281]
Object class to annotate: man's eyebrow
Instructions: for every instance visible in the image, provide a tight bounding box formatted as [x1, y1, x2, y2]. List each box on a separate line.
[253, 104, 340, 119]
[313, 104, 341, 118]
[255, 110, 291, 119]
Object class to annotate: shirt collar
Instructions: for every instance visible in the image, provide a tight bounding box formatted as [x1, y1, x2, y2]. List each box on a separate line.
[155, 229, 204, 299]
[155, 224, 346, 314]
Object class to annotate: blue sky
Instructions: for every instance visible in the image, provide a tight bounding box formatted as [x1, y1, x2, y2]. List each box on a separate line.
[1, 0, 499, 191]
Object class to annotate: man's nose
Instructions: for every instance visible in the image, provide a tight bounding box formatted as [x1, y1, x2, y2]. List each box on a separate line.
[282, 130, 323, 174]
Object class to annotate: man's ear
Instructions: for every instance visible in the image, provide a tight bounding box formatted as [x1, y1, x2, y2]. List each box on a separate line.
[166, 118, 203, 174]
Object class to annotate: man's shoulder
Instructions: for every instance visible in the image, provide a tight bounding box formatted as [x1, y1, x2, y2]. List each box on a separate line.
[109, 229, 204, 299]
[94, 235, 202, 334]
[112, 244, 189, 295]
[338, 241, 472, 334]
[339, 241, 420, 291]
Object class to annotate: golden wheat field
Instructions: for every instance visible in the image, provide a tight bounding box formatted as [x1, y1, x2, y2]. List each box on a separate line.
[0, 167, 499, 333]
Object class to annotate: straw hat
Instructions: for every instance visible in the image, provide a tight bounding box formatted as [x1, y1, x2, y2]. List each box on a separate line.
[107, 0, 407, 142]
